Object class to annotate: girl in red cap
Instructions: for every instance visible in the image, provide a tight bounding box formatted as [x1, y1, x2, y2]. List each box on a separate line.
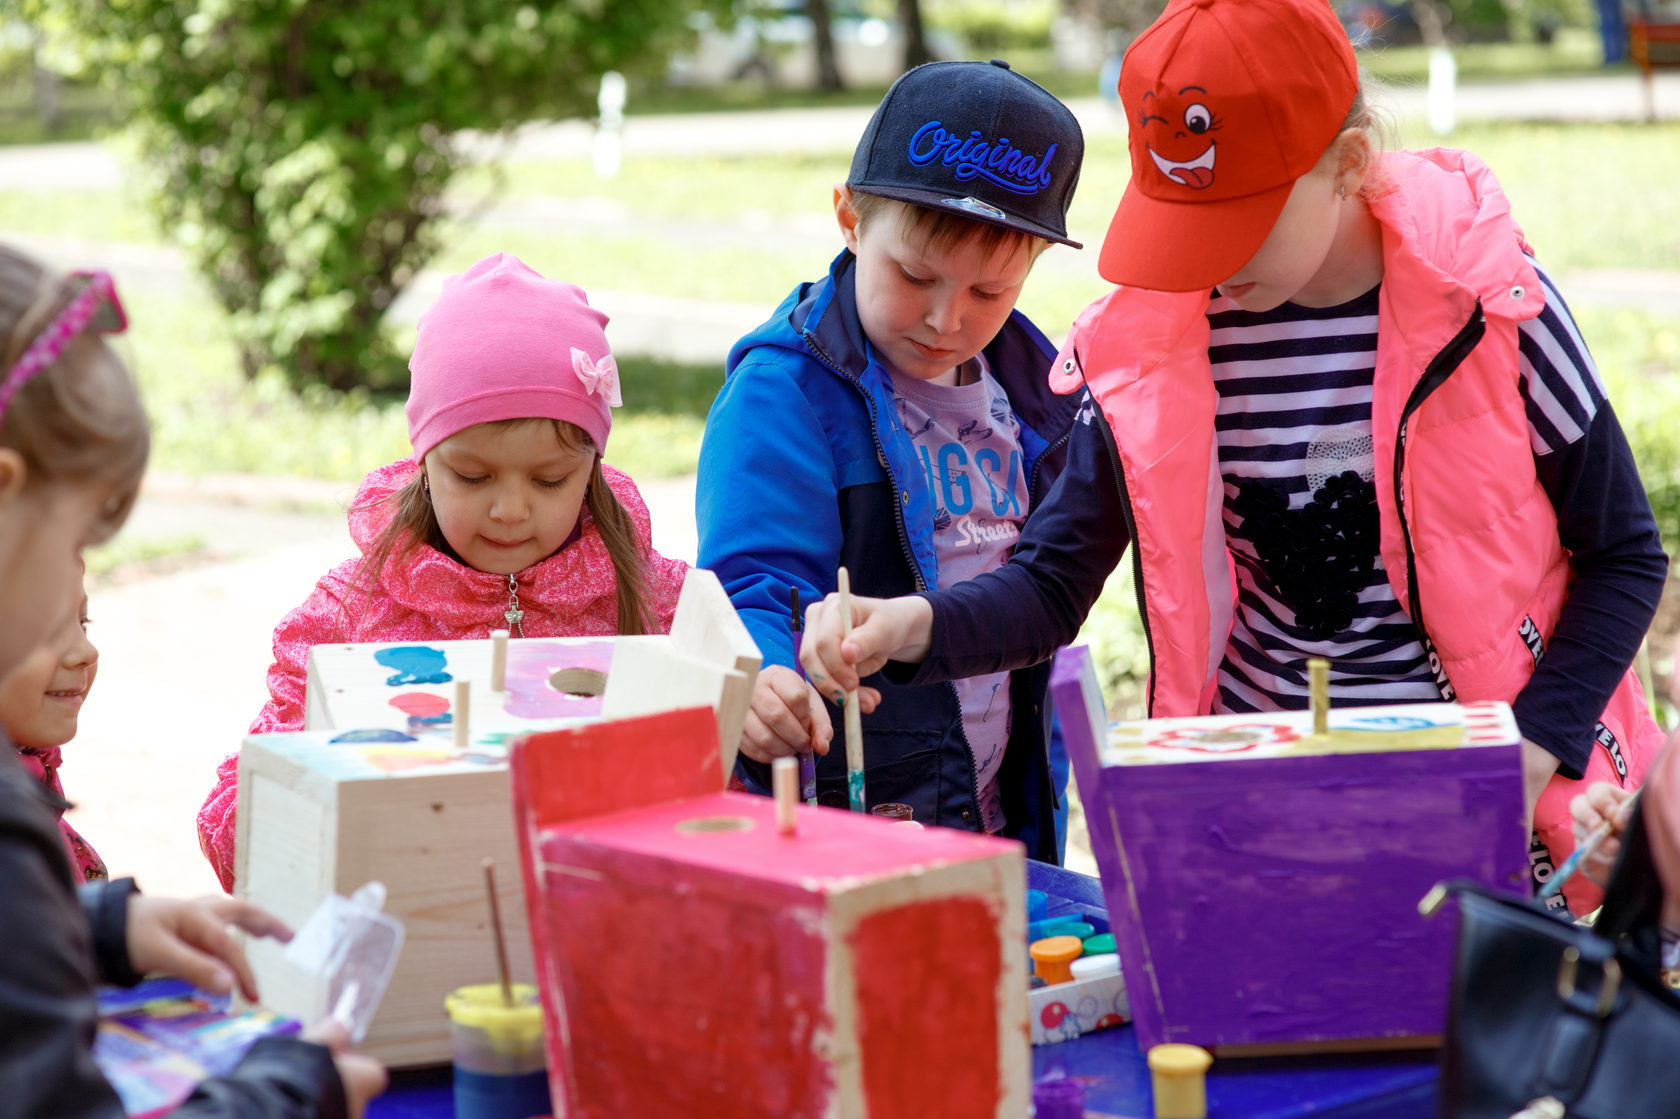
[196, 253, 690, 892]
[796, 0, 1667, 918]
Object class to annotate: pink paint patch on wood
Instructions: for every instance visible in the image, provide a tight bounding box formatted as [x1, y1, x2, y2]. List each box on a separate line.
[851, 897, 1002, 1119]
[386, 692, 449, 718]
[503, 638, 613, 718]
[563, 790, 1010, 888]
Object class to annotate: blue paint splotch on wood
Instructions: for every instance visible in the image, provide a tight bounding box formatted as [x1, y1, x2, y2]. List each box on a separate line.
[375, 646, 452, 686]
[329, 728, 418, 743]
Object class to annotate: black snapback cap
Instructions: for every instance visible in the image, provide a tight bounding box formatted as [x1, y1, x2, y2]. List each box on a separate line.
[847, 59, 1084, 249]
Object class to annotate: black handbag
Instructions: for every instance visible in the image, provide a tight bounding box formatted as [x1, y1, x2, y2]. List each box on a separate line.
[1429, 799, 1680, 1119]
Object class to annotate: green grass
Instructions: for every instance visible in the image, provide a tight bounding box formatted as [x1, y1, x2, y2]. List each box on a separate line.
[0, 184, 155, 246]
[111, 284, 717, 483]
[437, 226, 829, 307]
[1392, 121, 1680, 272]
[1357, 28, 1613, 84]
[485, 152, 852, 219]
[1, 118, 1674, 497]
[0, 78, 119, 146]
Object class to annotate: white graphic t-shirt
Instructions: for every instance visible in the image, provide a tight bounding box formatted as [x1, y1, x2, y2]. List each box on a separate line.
[890, 360, 1031, 832]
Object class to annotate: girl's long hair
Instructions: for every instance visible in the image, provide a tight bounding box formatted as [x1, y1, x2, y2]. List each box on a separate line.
[0, 246, 148, 545]
[353, 418, 652, 635]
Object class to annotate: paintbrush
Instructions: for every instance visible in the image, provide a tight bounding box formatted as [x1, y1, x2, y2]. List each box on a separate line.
[790, 586, 818, 806]
[482, 857, 514, 1006]
[837, 566, 866, 813]
[1539, 787, 1641, 900]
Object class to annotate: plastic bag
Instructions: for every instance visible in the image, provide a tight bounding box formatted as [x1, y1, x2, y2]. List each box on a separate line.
[281, 881, 404, 1042]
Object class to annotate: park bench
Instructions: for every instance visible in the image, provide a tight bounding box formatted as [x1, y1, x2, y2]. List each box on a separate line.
[1629, 7, 1680, 119]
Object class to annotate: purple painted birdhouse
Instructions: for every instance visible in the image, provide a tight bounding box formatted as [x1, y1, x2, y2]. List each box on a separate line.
[1051, 645, 1529, 1055]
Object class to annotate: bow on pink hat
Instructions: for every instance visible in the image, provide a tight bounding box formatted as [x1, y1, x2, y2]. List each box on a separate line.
[571, 347, 621, 408]
[406, 253, 619, 461]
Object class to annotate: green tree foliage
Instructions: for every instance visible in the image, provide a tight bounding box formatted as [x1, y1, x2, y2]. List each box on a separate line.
[34, 0, 707, 393]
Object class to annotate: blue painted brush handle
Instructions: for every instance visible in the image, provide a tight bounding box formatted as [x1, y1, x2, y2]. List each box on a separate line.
[1538, 818, 1613, 900]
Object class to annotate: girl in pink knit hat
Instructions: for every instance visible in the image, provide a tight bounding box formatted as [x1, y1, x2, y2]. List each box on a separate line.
[197, 254, 691, 892]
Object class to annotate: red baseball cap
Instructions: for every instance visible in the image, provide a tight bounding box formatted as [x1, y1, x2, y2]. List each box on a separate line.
[1098, 0, 1359, 292]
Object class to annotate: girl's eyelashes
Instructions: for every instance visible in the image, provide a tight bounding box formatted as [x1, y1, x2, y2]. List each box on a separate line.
[972, 288, 1003, 302]
[898, 267, 934, 287]
[454, 469, 578, 490]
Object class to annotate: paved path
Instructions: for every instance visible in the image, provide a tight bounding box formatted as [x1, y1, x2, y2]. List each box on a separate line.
[2, 70, 1678, 193]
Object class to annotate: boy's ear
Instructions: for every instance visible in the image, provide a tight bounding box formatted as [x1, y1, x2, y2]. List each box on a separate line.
[834, 185, 862, 253]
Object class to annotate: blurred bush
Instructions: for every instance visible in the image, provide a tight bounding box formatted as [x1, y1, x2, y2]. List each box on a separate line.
[27, 0, 717, 395]
[926, 0, 1056, 53]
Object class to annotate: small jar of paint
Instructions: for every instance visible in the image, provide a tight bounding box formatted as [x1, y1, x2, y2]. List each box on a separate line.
[1082, 932, 1116, 956]
[1147, 1042, 1213, 1119]
[445, 983, 549, 1119]
[871, 803, 915, 821]
[1029, 935, 1085, 985]
[1032, 1075, 1086, 1119]
[1070, 952, 1121, 981]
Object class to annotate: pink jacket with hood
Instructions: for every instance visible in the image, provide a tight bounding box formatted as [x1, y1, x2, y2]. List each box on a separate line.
[196, 458, 689, 891]
[1052, 149, 1664, 914]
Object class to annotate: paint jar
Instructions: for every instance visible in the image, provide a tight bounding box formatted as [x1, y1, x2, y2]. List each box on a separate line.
[1029, 917, 1095, 943]
[1070, 952, 1121, 981]
[445, 984, 549, 1119]
[1082, 932, 1116, 956]
[1147, 1042, 1213, 1119]
[1029, 936, 1085, 985]
[1031, 1075, 1085, 1119]
[871, 803, 915, 821]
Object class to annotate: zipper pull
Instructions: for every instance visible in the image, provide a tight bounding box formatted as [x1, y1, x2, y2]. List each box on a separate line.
[504, 573, 525, 637]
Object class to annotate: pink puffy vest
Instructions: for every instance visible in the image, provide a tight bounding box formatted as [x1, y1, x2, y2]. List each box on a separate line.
[1052, 149, 1663, 914]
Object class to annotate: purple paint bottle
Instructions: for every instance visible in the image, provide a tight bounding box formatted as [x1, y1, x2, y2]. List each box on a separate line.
[1032, 1074, 1085, 1119]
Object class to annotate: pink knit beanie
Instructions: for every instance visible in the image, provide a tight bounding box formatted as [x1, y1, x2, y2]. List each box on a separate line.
[406, 253, 618, 461]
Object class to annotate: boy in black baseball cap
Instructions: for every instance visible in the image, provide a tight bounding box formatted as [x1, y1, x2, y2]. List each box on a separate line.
[697, 60, 1084, 861]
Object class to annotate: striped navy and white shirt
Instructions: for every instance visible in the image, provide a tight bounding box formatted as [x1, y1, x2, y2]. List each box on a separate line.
[1209, 258, 1607, 715]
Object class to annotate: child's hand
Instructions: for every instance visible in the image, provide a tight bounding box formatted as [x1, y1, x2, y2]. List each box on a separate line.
[741, 665, 835, 764]
[126, 894, 292, 1003]
[300, 1019, 388, 1119]
[1521, 738, 1560, 831]
[799, 593, 932, 706]
[1569, 782, 1637, 889]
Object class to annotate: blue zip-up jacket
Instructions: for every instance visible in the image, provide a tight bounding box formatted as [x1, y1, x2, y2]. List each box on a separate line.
[697, 249, 1077, 862]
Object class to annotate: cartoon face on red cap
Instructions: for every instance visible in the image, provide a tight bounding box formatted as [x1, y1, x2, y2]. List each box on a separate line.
[1099, 0, 1361, 291]
[1136, 85, 1223, 190]
[1116, 0, 1358, 206]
